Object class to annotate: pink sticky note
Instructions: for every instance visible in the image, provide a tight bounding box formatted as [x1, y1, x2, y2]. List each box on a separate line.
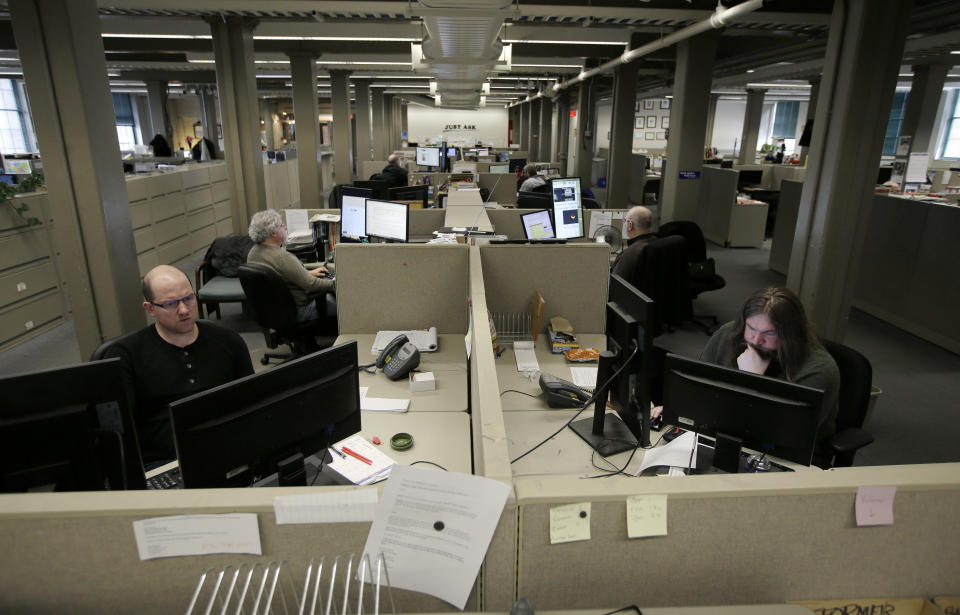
[855, 486, 896, 526]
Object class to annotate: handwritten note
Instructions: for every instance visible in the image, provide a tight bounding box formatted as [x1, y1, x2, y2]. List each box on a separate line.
[855, 485, 896, 526]
[626, 494, 668, 538]
[132, 513, 261, 560]
[549, 502, 591, 544]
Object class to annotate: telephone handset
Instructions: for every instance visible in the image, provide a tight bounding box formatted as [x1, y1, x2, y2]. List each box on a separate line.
[376, 334, 408, 368]
[376, 334, 421, 380]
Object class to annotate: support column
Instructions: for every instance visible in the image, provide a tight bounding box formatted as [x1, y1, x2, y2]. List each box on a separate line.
[330, 69, 354, 186]
[354, 79, 372, 164]
[704, 93, 720, 150]
[522, 101, 533, 152]
[556, 92, 571, 168]
[145, 80, 169, 144]
[199, 86, 219, 157]
[736, 88, 766, 165]
[10, 0, 143, 355]
[787, 0, 912, 341]
[210, 16, 267, 231]
[392, 97, 402, 150]
[528, 98, 541, 162]
[382, 94, 395, 156]
[608, 53, 639, 209]
[574, 79, 597, 183]
[288, 53, 322, 206]
[259, 98, 275, 151]
[660, 30, 719, 223]
[539, 96, 553, 162]
[797, 78, 820, 164]
[371, 89, 387, 161]
[133, 94, 151, 145]
[901, 63, 950, 156]
[400, 100, 408, 145]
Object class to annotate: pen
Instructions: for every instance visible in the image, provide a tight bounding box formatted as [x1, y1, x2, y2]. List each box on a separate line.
[329, 446, 346, 460]
[341, 446, 373, 465]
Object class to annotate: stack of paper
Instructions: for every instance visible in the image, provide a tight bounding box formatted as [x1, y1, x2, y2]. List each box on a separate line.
[328, 435, 396, 485]
[372, 327, 438, 352]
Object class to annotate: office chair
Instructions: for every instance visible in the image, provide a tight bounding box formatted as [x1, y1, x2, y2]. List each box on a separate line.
[618, 234, 692, 337]
[657, 220, 725, 334]
[237, 263, 335, 365]
[195, 235, 253, 319]
[582, 197, 600, 209]
[517, 191, 553, 208]
[820, 339, 875, 468]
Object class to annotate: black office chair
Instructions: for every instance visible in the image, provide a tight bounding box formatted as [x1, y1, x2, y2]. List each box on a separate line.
[820, 339, 876, 468]
[194, 235, 253, 319]
[658, 220, 725, 334]
[517, 191, 553, 208]
[620, 234, 692, 337]
[582, 197, 600, 209]
[237, 263, 335, 365]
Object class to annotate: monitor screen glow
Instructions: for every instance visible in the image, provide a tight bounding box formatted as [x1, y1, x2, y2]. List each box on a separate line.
[489, 163, 510, 173]
[550, 177, 584, 240]
[416, 147, 441, 167]
[339, 187, 370, 239]
[365, 199, 409, 242]
[520, 209, 556, 240]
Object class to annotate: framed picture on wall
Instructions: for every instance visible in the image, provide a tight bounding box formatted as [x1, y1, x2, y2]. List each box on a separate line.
[661, 99, 671, 109]
[643, 100, 655, 110]
[645, 132, 655, 140]
[657, 132, 666, 140]
[635, 101, 640, 112]
[646, 116, 657, 128]
[661, 116, 670, 129]
[635, 116, 644, 128]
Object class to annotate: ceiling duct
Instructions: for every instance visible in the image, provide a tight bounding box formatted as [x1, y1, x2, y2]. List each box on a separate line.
[415, 0, 511, 109]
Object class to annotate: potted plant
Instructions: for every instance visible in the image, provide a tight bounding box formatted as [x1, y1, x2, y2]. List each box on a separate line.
[1, 174, 44, 225]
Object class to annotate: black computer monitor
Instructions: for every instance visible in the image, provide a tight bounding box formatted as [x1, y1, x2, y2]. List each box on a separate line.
[339, 186, 371, 241]
[0, 358, 145, 492]
[365, 199, 409, 243]
[352, 180, 389, 200]
[660, 353, 824, 470]
[520, 209, 556, 240]
[416, 146, 441, 167]
[549, 177, 584, 240]
[509, 158, 527, 173]
[570, 275, 656, 455]
[170, 342, 362, 488]
[387, 184, 429, 208]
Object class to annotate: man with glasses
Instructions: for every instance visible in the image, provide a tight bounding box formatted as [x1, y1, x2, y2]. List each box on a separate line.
[104, 265, 254, 464]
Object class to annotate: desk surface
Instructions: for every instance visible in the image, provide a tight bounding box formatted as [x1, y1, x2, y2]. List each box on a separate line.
[337, 333, 469, 412]
[496, 334, 606, 411]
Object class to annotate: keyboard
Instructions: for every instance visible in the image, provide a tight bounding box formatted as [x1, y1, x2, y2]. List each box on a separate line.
[146, 467, 183, 489]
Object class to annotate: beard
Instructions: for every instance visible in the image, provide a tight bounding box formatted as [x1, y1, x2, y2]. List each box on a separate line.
[747, 343, 777, 361]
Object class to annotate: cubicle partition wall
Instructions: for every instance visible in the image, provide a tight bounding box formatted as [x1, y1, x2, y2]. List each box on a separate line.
[410, 208, 446, 237]
[769, 179, 803, 274]
[697, 165, 768, 248]
[263, 158, 300, 209]
[759, 163, 806, 190]
[514, 464, 960, 609]
[479, 173, 519, 206]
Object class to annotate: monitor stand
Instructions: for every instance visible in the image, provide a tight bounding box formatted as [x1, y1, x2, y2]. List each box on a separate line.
[568, 350, 639, 456]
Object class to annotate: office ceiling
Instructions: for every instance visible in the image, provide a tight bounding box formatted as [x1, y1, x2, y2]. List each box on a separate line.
[0, 0, 957, 108]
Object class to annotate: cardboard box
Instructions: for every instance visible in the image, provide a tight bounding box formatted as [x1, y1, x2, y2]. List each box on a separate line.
[791, 597, 944, 615]
[409, 371, 436, 392]
[933, 597, 960, 615]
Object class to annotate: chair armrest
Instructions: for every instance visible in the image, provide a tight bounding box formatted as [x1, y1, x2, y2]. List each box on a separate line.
[195, 256, 211, 289]
[830, 427, 874, 455]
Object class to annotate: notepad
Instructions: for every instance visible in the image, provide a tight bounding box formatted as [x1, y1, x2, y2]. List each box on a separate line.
[513, 341, 540, 373]
[328, 435, 396, 485]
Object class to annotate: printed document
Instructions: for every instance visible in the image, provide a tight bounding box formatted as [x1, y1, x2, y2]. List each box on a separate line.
[636, 430, 698, 475]
[361, 465, 510, 609]
[132, 513, 261, 561]
[284, 209, 312, 240]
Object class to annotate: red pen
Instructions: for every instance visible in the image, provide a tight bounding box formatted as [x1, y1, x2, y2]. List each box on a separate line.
[340, 446, 372, 465]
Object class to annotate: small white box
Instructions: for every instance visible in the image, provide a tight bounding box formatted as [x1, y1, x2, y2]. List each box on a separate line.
[409, 371, 436, 392]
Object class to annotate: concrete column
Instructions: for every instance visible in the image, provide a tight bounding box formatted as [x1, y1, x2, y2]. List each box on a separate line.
[704, 93, 720, 150]
[392, 97, 402, 150]
[901, 63, 950, 156]
[797, 78, 820, 164]
[608, 57, 639, 209]
[522, 101, 533, 151]
[210, 16, 267, 231]
[382, 94, 394, 155]
[133, 94, 151, 145]
[199, 87, 219, 157]
[10, 0, 144, 355]
[515, 103, 524, 149]
[556, 92, 571, 167]
[353, 79, 372, 164]
[371, 89, 387, 161]
[528, 98, 541, 162]
[330, 69, 354, 186]
[288, 53, 322, 206]
[400, 100, 408, 145]
[539, 97, 553, 162]
[787, 0, 912, 342]
[145, 80, 170, 144]
[574, 79, 597, 183]
[259, 98, 275, 151]
[660, 30, 719, 223]
[736, 88, 766, 165]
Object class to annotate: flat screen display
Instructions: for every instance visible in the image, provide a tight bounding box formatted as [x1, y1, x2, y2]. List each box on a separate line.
[416, 147, 441, 167]
[550, 177, 584, 240]
[339, 187, 370, 239]
[365, 199, 409, 242]
[520, 209, 555, 240]
[489, 163, 510, 173]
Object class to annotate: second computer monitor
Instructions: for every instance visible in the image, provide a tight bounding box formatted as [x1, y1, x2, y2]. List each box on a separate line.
[550, 177, 584, 240]
[339, 186, 371, 240]
[416, 146, 441, 167]
[520, 209, 556, 240]
[366, 199, 409, 243]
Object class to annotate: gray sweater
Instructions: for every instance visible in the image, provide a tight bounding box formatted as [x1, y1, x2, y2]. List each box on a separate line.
[246, 244, 334, 307]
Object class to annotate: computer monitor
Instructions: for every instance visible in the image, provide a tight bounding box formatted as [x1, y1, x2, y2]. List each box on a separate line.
[170, 342, 362, 488]
[489, 163, 510, 173]
[509, 158, 527, 173]
[365, 199, 409, 243]
[478, 148, 489, 156]
[387, 184, 429, 208]
[660, 353, 824, 470]
[570, 275, 656, 455]
[520, 209, 556, 240]
[550, 177, 584, 240]
[497, 151, 510, 162]
[447, 146, 458, 158]
[0, 358, 145, 492]
[3, 159, 32, 175]
[416, 146, 441, 167]
[339, 186, 371, 241]
[352, 180, 389, 200]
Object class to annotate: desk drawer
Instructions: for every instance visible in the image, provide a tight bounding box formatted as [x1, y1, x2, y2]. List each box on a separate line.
[0, 228, 52, 272]
[185, 186, 212, 211]
[181, 167, 210, 190]
[147, 172, 182, 198]
[0, 289, 64, 346]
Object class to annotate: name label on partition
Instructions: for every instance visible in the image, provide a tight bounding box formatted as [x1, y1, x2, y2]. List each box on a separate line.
[678, 171, 701, 180]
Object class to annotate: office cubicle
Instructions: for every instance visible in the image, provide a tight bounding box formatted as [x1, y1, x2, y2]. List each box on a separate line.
[485, 209, 628, 241]
[697, 165, 768, 248]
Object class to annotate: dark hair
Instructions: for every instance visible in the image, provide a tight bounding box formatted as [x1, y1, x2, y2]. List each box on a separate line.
[722, 286, 820, 381]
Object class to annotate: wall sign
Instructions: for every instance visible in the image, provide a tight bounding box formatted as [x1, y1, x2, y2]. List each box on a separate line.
[678, 171, 701, 180]
[443, 124, 478, 131]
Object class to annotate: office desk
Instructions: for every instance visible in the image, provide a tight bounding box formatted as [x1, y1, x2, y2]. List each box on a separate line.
[337, 333, 469, 412]
[496, 333, 606, 411]
[357, 410, 472, 473]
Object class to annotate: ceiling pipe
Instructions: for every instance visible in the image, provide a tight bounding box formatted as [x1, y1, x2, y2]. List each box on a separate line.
[508, 0, 764, 107]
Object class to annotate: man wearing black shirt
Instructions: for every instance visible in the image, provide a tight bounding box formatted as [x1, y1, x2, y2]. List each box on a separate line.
[379, 154, 409, 187]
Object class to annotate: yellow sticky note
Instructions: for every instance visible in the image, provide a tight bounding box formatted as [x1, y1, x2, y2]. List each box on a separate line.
[549, 502, 591, 544]
[626, 494, 668, 538]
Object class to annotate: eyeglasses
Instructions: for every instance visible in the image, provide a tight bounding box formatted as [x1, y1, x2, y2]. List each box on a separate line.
[149, 293, 196, 310]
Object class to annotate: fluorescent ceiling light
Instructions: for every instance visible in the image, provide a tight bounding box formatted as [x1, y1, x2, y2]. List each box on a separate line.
[503, 39, 625, 45]
[746, 82, 811, 88]
[103, 33, 211, 39]
[257, 75, 292, 79]
[254, 36, 418, 42]
[899, 73, 913, 77]
[367, 75, 430, 79]
[319, 61, 412, 66]
[512, 63, 581, 68]
[952, 50, 960, 54]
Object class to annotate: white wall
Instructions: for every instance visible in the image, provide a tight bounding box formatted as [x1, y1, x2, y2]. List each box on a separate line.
[711, 99, 746, 155]
[406, 105, 509, 147]
[632, 98, 672, 151]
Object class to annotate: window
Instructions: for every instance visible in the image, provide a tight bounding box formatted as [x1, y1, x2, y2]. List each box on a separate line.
[112, 93, 139, 150]
[882, 91, 909, 156]
[0, 79, 28, 153]
[771, 101, 800, 138]
[941, 90, 960, 159]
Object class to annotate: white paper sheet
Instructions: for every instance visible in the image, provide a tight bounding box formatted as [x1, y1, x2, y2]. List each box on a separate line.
[569, 366, 598, 389]
[905, 152, 930, 184]
[361, 397, 410, 412]
[587, 211, 612, 239]
[274, 489, 379, 524]
[513, 340, 540, 373]
[636, 430, 698, 475]
[328, 435, 396, 485]
[361, 465, 510, 609]
[284, 209, 312, 240]
[372, 327, 438, 353]
[132, 513, 261, 561]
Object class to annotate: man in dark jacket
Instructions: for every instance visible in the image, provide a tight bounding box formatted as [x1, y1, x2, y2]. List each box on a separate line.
[380, 154, 409, 188]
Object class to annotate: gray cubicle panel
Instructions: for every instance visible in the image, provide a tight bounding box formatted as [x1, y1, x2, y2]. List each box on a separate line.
[513, 464, 960, 609]
[696, 165, 740, 246]
[853, 195, 960, 354]
[335, 243, 470, 333]
[410, 208, 446, 236]
[629, 155, 648, 204]
[479, 173, 519, 205]
[480, 243, 609, 334]
[410, 172, 451, 188]
[769, 179, 803, 275]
